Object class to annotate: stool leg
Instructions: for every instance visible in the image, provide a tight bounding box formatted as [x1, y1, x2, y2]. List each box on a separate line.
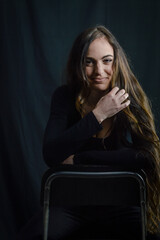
[43, 203, 49, 240]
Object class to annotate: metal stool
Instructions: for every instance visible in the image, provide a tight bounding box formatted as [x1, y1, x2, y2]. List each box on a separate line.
[41, 167, 146, 240]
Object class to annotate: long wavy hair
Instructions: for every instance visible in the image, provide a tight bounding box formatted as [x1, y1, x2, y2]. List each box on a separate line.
[66, 25, 160, 233]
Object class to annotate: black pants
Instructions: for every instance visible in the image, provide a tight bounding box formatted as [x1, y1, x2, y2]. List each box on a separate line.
[16, 205, 143, 240]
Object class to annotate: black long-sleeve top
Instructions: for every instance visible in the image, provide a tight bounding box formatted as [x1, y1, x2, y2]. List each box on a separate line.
[43, 85, 150, 170]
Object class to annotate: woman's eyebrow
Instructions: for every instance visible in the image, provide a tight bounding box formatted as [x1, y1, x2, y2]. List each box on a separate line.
[102, 55, 114, 59]
[86, 55, 113, 59]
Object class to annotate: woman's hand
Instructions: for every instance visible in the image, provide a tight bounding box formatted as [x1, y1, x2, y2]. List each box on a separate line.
[62, 155, 74, 165]
[93, 87, 130, 123]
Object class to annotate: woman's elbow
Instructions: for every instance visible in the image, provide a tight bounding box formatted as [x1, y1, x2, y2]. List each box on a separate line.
[42, 142, 64, 167]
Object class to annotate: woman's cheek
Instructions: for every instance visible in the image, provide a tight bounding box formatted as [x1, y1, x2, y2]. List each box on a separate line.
[85, 67, 93, 78]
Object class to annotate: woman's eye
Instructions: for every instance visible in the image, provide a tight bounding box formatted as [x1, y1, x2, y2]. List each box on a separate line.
[85, 59, 94, 66]
[103, 59, 113, 64]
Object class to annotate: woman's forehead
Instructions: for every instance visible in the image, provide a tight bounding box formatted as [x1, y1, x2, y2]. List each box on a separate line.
[87, 38, 114, 58]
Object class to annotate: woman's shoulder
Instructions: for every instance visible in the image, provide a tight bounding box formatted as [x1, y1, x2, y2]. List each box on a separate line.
[52, 84, 75, 100]
[50, 85, 76, 111]
[52, 84, 70, 97]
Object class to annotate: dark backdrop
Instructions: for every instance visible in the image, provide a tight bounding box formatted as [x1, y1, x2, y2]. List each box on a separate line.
[0, 0, 160, 239]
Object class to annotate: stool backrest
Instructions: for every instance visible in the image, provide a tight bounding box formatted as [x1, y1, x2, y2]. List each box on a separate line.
[41, 166, 146, 240]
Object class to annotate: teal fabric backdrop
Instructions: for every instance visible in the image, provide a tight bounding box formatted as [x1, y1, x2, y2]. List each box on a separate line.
[0, 0, 160, 239]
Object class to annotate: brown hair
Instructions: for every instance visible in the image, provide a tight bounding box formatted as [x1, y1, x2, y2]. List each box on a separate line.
[66, 25, 160, 233]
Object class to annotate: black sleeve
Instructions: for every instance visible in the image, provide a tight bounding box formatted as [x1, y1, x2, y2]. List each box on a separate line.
[43, 86, 102, 167]
[73, 148, 150, 170]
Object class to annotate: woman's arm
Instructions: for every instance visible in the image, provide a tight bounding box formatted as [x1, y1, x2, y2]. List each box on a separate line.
[73, 148, 150, 170]
[43, 86, 102, 167]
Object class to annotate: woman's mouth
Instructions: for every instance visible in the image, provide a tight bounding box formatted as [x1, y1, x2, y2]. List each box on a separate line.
[92, 77, 108, 82]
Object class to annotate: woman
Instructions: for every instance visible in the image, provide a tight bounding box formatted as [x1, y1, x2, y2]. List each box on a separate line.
[43, 25, 160, 239]
[17, 25, 160, 240]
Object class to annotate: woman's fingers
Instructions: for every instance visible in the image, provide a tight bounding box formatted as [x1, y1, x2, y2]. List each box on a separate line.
[109, 86, 120, 95]
[109, 88, 130, 112]
[93, 87, 130, 122]
[120, 93, 129, 103]
[120, 99, 130, 109]
[115, 88, 125, 97]
[112, 88, 129, 104]
[109, 88, 129, 102]
[62, 155, 74, 165]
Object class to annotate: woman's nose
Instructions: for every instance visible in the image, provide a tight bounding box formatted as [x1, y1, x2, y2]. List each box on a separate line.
[94, 62, 104, 75]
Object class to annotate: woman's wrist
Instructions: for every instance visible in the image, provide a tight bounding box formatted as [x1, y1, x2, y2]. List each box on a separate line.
[92, 108, 105, 124]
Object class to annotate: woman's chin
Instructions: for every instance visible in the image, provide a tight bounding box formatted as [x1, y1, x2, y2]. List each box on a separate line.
[91, 84, 110, 93]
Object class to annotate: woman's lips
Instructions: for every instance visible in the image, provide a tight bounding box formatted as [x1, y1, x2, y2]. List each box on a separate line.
[92, 77, 108, 82]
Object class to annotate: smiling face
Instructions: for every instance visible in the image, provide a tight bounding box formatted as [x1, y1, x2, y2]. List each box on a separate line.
[85, 37, 114, 93]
